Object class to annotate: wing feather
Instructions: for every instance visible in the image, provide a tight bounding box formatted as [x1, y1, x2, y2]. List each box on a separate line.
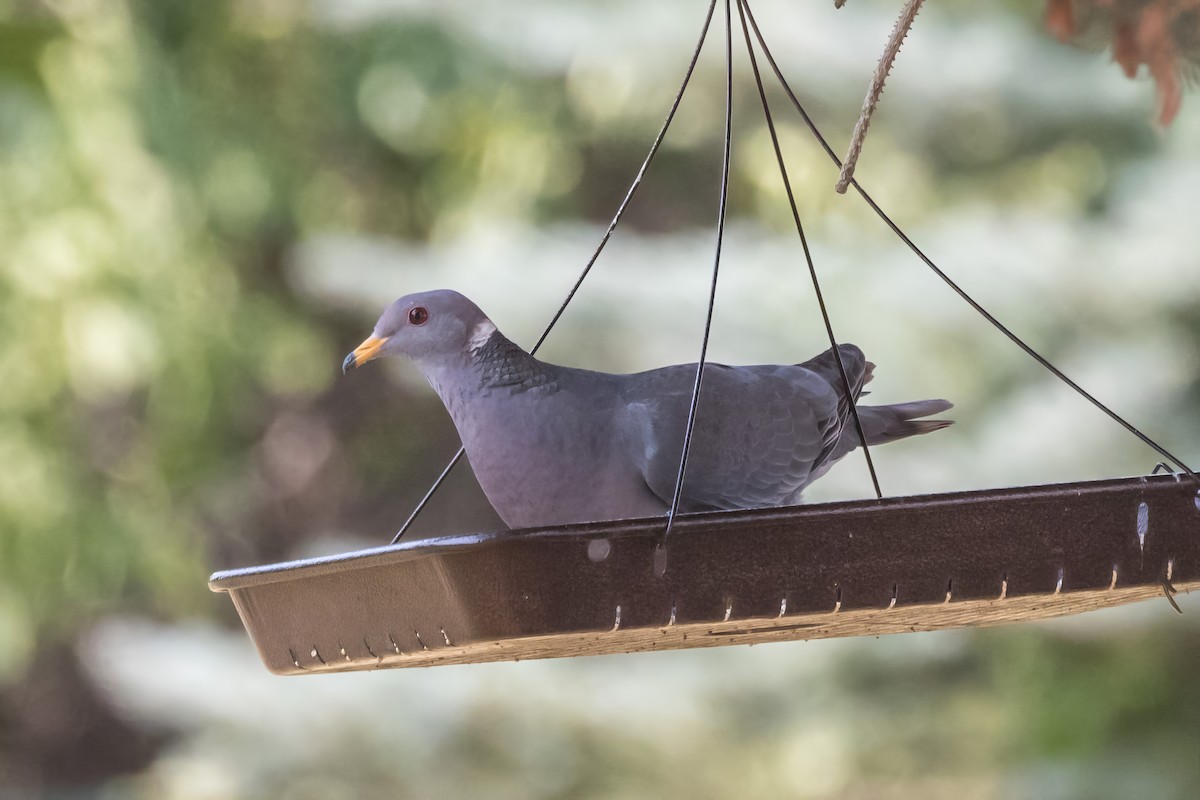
[620, 353, 859, 511]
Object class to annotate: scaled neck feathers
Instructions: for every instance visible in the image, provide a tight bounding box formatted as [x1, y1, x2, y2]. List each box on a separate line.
[469, 328, 557, 393]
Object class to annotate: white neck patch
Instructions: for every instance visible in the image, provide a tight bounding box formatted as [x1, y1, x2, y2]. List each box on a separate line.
[468, 320, 497, 351]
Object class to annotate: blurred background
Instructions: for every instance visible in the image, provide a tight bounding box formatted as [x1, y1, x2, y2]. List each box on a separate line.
[2, 0, 1199, 797]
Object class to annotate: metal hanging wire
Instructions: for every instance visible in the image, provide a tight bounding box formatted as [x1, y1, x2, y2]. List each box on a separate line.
[661, 0, 736, 551]
[393, 0, 1197, 549]
[660, 0, 888, 574]
[737, 0, 1198, 485]
[390, 0, 720, 545]
[735, 0, 882, 500]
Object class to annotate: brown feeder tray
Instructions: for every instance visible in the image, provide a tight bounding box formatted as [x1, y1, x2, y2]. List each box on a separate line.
[210, 474, 1200, 675]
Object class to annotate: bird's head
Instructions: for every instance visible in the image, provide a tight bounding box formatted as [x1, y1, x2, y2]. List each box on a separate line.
[342, 289, 493, 374]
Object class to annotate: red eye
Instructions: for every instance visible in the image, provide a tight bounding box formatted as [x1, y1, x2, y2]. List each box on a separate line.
[408, 307, 429, 326]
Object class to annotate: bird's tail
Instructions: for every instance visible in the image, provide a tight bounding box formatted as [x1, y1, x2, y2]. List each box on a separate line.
[855, 399, 954, 445]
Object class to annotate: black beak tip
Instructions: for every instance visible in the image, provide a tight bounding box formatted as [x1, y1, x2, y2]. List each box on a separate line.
[341, 352, 356, 375]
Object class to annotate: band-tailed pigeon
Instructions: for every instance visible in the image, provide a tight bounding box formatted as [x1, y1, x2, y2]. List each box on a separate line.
[344, 290, 953, 529]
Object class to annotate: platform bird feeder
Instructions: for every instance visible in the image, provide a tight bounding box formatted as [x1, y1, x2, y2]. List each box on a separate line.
[210, 0, 1200, 674]
[211, 476, 1198, 674]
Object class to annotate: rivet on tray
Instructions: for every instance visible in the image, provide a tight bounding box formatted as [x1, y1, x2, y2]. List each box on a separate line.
[1136, 501, 1149, 552]
[414, 631, 428, 651]
[612, 605, 622, 632]
[944, 579, 953, 605]
[999, 577, 1008, 600]
[340, 645, 351, 662]
[363, 638, 378, 659]
[1152, 462, 1180, 482]
[1054, 568, 1064, 595]
[440, 627, 452, 646]
[1163, 580, 1183, 614]
[653, 544, 668, 578]
[667, 603, 677, 627]
[723, 600, 733, 623]
[310, 646, 326, 665]
[288, 648, 306, 670]
[887, 584, 897, 610]
[778, 598, 787, 618]
[587, 538, 611, 562]
[1110, 566, 1119, 591]
[1153, 462, 1181, 482]
[833, 586, 842, 614]
[1161, 552, 1183, 614]
[388, 634, 401, 654]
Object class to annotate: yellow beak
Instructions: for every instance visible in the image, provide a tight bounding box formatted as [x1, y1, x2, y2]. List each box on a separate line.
[342, 336, 388, 374]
